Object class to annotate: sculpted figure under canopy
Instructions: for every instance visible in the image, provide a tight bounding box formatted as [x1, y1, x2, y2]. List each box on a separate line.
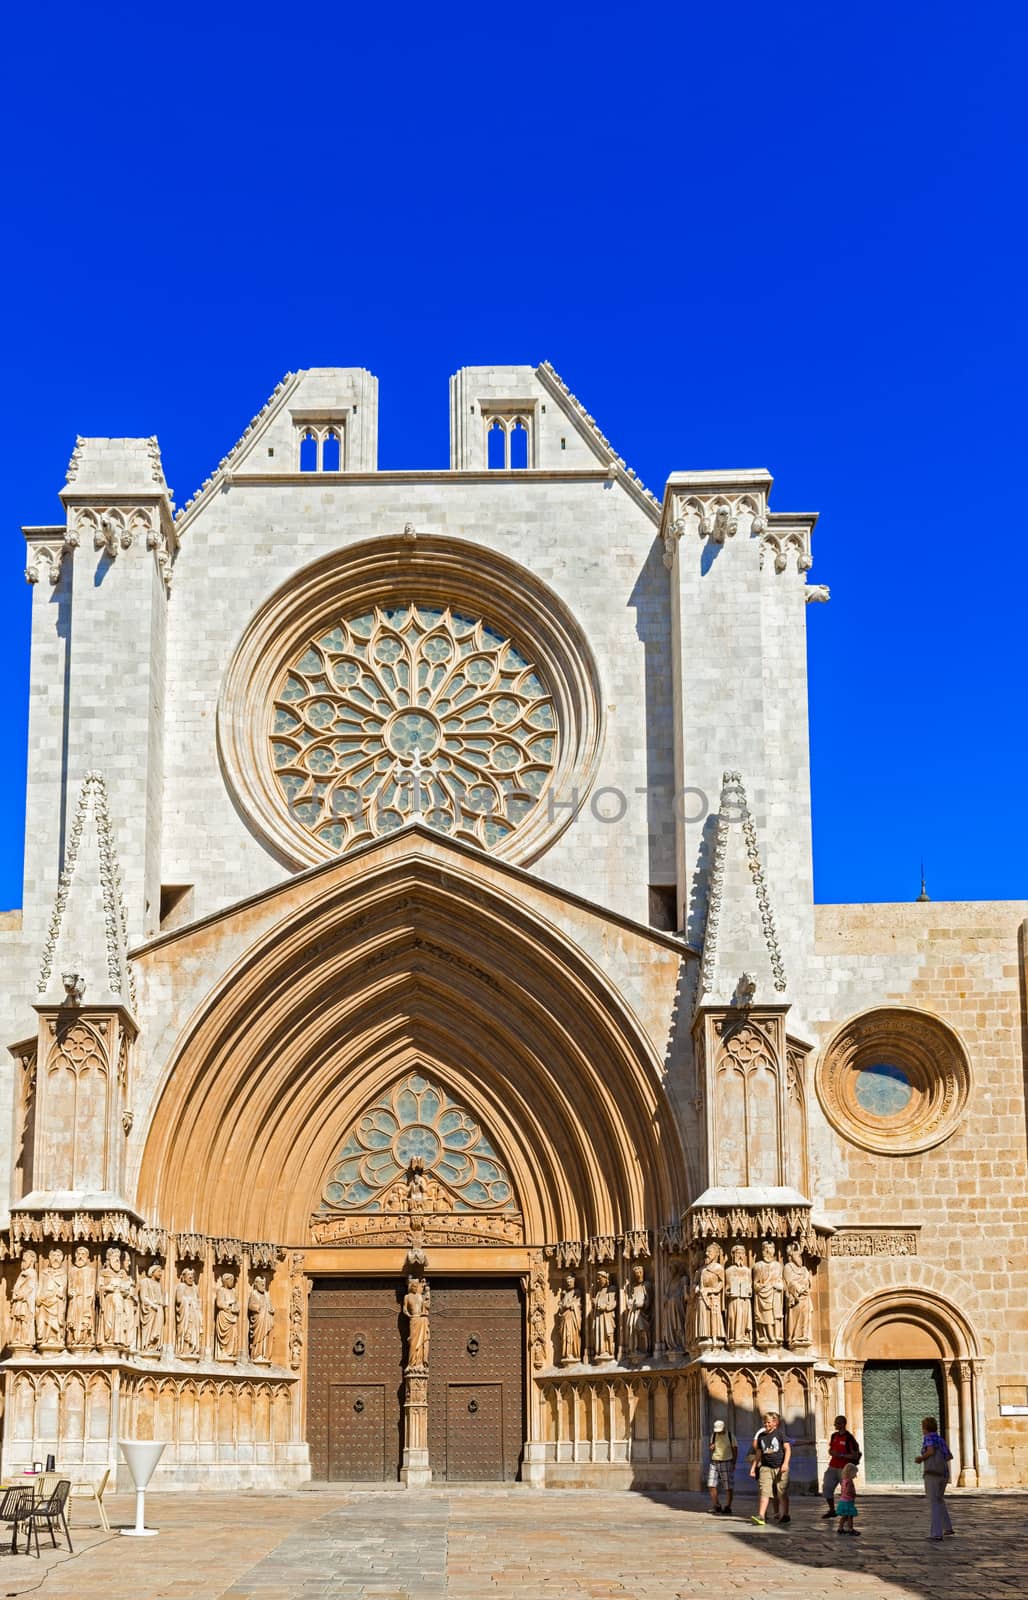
[694, 1244, 725, 1345]
[10, 1251, 37, 1348]
[752, 1239, 785, 1347]
[35, 1248, 69, 1348]
[248, 1274, 275, 1363]
[623, 1265, 652, 1359]
[591, 1270, 617, 1363]
[663, 1264, 687, 1352]
[176, 1266, 203, 1357]
[215, 1272, 240, 1359]
[725, 1244, 753, 1349]
[783, 1240, 813, 1347]
[138, 1263, 165, 1354]
[555, 1274, 582, 1365]
[402, 1276, 430, 1369]
[67, 1246, 97, 1349]
[98, 1247, 134, 1348]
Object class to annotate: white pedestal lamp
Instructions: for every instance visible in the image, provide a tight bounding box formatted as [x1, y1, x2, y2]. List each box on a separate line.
[118, 1439, 166, 1536]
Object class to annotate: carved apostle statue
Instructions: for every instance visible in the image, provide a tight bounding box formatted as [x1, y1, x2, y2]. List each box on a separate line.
[67, 1246, 97, 1349]
[783, 1240, 813, 1347]
[555, 1274, 582, 1365]
[175, 1266, 203, 1357]
[624, 1265, 652, 1360]
[215, 1271, 240, 1360]
[98, 1247, 133, 1349]
[138, 1263, 165, 1354]
[402, 1275, 430, 1369]
[752, 1239, 785, 1347]
[248, 1274, 275, 1363]
[35, 1248, 69, 1349]
[694, 1244, 726, 1344]
[663, 1263, 687, 1353]
[725, 1244, 754, 1349]
[10, 1250, 38, 1349]
[591, 1269, 617, 1363]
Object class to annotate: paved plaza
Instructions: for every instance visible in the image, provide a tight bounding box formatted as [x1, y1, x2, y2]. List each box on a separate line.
[0, 1487, 1020, 1600]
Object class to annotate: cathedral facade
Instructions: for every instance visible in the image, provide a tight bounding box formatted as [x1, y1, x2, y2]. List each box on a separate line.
[2, 365, 1025, 1491]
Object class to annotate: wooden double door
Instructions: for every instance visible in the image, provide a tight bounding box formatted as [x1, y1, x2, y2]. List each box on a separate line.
[307, 1275, 524, 1483]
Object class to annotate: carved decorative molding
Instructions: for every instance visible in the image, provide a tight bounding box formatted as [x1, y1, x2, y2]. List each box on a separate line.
[662, 491, 767, 569]
[544, 1230, 651, 1272]
[698, 770, 787, 999]
[24, 538, 73, 586]
[759, 527, 813, 574]
[830, 1229, 919, 1257]
[815, 1007, 972, 1155]
[36, 770, 136, 1008]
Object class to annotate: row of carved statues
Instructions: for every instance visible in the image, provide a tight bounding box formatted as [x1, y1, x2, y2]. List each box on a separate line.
[553, 1240, 813, 1365]
[8, 1246, 276, 1363]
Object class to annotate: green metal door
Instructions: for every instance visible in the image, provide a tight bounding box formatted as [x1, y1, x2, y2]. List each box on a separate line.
[862, 1362, 943, 1482]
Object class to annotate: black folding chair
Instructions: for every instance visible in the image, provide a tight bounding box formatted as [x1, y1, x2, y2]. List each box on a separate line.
[23, 1478, 72, 1557]
[0, 1487, 30, 1555]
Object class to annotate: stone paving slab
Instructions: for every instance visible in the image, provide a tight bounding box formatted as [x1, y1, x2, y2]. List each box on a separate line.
[0, 1488, 1021, 1600]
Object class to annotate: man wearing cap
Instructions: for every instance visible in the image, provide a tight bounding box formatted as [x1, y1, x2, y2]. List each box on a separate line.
[706, 1419, 738, 1514]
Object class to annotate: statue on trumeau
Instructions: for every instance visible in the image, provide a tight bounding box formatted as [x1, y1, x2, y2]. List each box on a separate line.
[10, 1250, 38, 1349]
[753, 1239, 784, 1347]
[623, 1265, 652, 1360]
[693, 1243, 725, 1345]
[248, 1274, 275, 1364]
[591, 1269, 617, 1363]
[175, 1266, 203, 1358]
[215, 1271, 240, 1360]
[36, 1248, 68, 1350]
[403, 1275, 430, 1370]
[725, 1244, 753, 1349]
[67, 1246, 97, 1349]
[138, 1263, 165, 1354]
[663, 1263, 687, 1353]
[555, 1274, 582, 1366]
[783, 1240, 813, 1347]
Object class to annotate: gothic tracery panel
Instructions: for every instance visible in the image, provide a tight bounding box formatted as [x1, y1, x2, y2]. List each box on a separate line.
[270, 604, 558, 854]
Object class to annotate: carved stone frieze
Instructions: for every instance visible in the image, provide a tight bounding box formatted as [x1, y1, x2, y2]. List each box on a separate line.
[527, 1251, 548, 1370]
[287, 1251, 308, 1371]
[759, 526, 813, 574]
[309, 1211, 524, 1247]
[24, 537, 73, 585]
[663, 491, 767, 568]
[829, 1229, 919, 1257]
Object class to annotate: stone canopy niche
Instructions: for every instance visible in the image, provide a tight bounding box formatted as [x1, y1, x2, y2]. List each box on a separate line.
[310, 1070, 524, 1248]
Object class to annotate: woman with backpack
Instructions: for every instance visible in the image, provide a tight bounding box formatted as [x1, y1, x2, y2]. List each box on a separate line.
[914, 1415, 956, 1539]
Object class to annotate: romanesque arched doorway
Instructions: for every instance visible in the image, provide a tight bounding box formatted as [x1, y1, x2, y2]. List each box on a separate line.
[833, 1289, 988, 1487]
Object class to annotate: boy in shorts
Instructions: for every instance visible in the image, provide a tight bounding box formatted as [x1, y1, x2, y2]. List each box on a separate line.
[750, 1410, 791, 1526]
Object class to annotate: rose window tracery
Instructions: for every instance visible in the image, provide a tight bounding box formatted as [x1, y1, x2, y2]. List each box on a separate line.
[269, 604, 558, 853]
[317, 1073, 517, 1215]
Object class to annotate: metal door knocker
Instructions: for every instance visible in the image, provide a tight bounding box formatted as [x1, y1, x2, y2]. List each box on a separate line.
[353, 1398, 365, 1413]
[468, 1399, 479, 1414]
[353, 1336, 366, 1356]
[466, 1335, 480, 1356]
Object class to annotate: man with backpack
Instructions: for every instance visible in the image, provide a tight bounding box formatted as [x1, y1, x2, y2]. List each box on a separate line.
[750, 1410, 791, 1526]
[822, 1414, 862, 1517]
[706, 1419, 738, 1514]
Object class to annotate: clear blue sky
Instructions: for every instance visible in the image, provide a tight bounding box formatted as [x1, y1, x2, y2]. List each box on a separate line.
[2, 1, 1025, 911]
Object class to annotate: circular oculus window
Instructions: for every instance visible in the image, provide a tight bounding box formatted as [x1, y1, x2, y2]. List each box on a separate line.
[815, 1008, 971, 1154]
[218, 536, 603, 869]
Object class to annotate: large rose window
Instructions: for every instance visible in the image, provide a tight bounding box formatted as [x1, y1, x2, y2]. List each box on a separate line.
[269, 604, 558, 853]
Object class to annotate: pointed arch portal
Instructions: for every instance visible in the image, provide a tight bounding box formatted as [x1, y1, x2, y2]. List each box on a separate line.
[137, 840, 688, 1252]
